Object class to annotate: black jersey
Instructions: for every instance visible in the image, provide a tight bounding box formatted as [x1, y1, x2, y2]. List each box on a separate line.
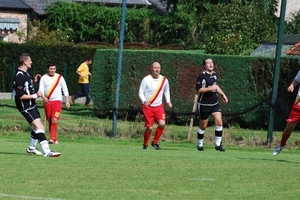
[195, 70, 219, 106]
[13, 69, 37, 112]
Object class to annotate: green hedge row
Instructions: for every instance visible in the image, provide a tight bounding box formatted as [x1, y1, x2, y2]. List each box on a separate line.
[91, 49, 300, 129]
[1, 43, 299, 129]
[0, 43, 97, 94]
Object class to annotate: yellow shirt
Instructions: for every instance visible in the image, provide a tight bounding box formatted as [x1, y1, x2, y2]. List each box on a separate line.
[77, 62, 90, 84]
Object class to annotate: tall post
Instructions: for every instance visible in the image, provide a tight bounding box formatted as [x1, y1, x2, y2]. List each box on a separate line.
[112, 0, 127, 137]
[267, 0, 287, 146]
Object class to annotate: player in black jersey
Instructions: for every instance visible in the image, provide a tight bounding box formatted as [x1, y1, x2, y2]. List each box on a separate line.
[195, 58, 228, 152]
[13, 53, 61, 157]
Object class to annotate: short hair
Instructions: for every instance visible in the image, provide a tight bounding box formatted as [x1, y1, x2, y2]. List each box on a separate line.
[85, 57, 93, 62]
[202, 57, 213, 66]
[47, 62, 56, 69]
[19, 53, 30, 65]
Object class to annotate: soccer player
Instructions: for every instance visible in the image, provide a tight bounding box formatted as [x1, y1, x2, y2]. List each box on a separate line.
[13, 53, 60, 157]
[138, 62, 172, 150]
[39, 63, 70, 144]
[273, 70, 300, 156]
[195, 58, 228, 152]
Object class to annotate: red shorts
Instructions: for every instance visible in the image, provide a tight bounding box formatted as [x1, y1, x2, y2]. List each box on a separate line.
[142, 104, 166, 128]
[286, 103, 300, 123]
[44, 100, 62, 121]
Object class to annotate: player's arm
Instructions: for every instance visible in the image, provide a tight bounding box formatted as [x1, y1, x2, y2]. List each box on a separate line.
[287, 79, 299, 93]
[216, 86, 228, 103]
[61, 77, 70, 109]
[14, 76, 41, 100]
[196, 74, 217, 94]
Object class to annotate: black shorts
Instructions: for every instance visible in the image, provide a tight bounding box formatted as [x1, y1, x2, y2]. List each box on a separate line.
[198, 103, 221, 120]
[20, 106, 41, 124]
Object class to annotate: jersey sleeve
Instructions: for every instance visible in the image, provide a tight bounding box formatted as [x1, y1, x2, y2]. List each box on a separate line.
[60, 76, 69, 96]
[195, 73, 203, 92]
[294, 71, 300, 83]
[13, 73, 27, 99]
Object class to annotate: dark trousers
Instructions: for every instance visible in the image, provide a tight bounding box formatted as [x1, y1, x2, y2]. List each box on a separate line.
[74, 83, 91, 105]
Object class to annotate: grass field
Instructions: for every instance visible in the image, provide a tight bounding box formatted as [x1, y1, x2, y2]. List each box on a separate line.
[1, 136, 300, 200]
[1, 100, 300, 199]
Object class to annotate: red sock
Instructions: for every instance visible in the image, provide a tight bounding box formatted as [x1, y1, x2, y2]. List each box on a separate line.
[280, 133, 291, 147]
[48, 121, 52, 137]
[144, 131, 151, 146]
[153, 127, 164, 144]
[50, 123, 58, 141]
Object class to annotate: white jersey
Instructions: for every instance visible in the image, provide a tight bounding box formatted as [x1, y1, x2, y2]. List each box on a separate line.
[138, 74, 171, 107]
[39, 73, 69, 102]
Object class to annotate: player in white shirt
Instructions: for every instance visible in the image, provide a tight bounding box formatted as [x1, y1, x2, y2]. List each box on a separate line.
[39, 63, 70, 144]
[138, 62, 172, 150]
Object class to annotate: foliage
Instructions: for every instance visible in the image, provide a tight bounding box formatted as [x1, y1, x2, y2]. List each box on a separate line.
[284, 10, 300, 34]
[0, 42, 97, 94]
[27, 20, 72, 44]
[43, 0, 279, 54]
[44, 1, 193, 46]
[201, 0, 278, 55]
[158, 0, 279, 54]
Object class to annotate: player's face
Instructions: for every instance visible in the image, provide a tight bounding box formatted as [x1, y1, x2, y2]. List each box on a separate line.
[204, 59, 214, 72]
[151, 63, 161, 78]
[24, 57, 32, 69]
[47, 66, 56, 77]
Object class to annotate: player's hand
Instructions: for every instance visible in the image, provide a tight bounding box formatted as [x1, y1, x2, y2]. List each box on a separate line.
[222, 94, 228, 104]
[36, 90, 43, 97]
[34, 74, 41, 83]
[166, 102, 172, 108]
[66, 102, 70, 109]
[287, 84, 294, 93]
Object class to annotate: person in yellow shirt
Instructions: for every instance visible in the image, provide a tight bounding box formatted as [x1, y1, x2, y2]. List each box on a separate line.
[71, 57, 93, 106]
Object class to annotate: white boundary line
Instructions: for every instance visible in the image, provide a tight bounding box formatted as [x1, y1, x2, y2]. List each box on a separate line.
[0, 193, 64, 200]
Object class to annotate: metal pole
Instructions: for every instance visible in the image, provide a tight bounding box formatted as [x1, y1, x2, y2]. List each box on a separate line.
[112, 0, 127, 137]
[267, 0, 287, 146]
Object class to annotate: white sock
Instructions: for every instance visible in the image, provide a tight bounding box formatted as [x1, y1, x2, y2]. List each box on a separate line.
[29, 129, 38, 148]
[29, 137, 38, 148]
[215, 136, 222, 146]
[197, 128, 205, 147]
[40, 140, 50, 154]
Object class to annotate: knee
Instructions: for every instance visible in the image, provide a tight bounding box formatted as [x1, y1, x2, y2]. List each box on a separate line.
[146, 127, 153, 132]
[51, 118, 58, 123]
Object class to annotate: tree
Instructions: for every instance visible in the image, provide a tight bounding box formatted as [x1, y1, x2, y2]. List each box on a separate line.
[159, 0, 279, 54]
[201, 0, 278, 55]
[285, 11, 300, 34]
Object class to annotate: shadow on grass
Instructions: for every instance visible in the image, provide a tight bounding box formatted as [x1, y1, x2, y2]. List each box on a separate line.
[237, 157, 300, 164]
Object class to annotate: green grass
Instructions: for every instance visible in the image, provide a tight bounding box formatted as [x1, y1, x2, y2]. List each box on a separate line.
[1, 99, 300, 199]
[0, 137, 300, 200]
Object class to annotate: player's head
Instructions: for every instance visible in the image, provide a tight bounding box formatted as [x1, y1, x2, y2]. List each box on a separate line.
[85, 57, 93, 64]
[19, 53, 32, 68]
[202, 58, 214, 71]
[19, 53, 30, 65]
[47, 62, 56, 76]
[151, 62, 161, 78]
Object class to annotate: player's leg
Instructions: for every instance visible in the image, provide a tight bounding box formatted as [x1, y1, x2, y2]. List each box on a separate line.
[274, 104, 300, 156]
[211, 111, 225, 152]
[142, 105, 154, 149]
[48, 101, 62, 144]
[197, 104, 209, 151]
[152, 105, 166, 150]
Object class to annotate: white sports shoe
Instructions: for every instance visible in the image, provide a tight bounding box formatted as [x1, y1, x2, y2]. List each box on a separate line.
[44, 150, 61, 157]
[26, 147, 43, 155]
[273, 145, 283, 156]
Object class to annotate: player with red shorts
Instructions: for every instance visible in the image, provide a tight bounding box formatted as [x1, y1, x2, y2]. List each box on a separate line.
[39, 63, 70, 144]
[138, 62, 172, 150]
